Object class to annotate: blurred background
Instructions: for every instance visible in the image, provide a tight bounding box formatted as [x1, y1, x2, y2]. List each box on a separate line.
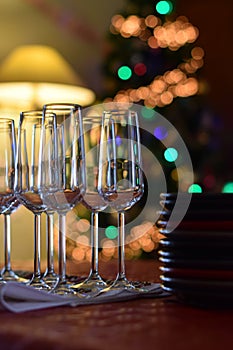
[0, 0, 232, 265]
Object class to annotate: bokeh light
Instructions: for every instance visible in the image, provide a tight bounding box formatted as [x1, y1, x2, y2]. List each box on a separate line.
[164, 147, 178, 162]
[109, 13, 203, 107]
[147, 36, 159, 48]
[105, 225, 118, 239]
[116, 135, 122, 146]
[156, 1, 173, 15]
[203, 174, 216, 189]
[191, 46, 205, 60]
[222, 182, 233, 193]
[118, 65, 132, 80]
[154, 126, 168, 140]
[188, 184, 202, 193]
[134, 62, 147, 76]
[141, 106, 156, 119]
[145, 15, 159, 28]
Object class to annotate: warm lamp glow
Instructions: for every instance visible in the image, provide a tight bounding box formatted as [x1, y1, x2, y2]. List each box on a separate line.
[0, 45, 95, 114]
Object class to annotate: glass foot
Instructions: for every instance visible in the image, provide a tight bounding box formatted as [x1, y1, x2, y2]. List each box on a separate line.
[105, 275, 149, 293]
[43, 271, 59, 288]
[73, 272, 108, 296]
[51, 280, 77, 296]
[0, 278, 6, 285]
[109, 276, 136, 291]
[28, 275, 51, 291]
[1, 269, 29, 284]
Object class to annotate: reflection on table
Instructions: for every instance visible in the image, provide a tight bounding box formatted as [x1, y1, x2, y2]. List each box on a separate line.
[0, 259, 233, 350]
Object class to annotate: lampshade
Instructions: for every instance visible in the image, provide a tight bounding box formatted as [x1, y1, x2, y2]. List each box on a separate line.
[0, 45, 96, 114]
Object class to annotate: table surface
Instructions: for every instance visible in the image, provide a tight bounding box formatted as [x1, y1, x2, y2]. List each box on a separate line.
[1, 259, 233, 350]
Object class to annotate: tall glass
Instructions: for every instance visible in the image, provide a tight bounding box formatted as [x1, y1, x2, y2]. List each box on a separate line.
[14, 111, 52, 290]
[98, 109, 144, 290]
[73, 116, 107, 294]
[41, 103, 86, 295]
[0, 119, 24, 283]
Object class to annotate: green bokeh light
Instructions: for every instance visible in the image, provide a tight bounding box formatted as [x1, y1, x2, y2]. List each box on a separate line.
[188, 184, 203, 193]
[141, 106, 156, 120]
[105, 225, 118, 239]
[156, 1, 173, 15]
[118, 66, 132, 80]
[164, 147, 178, 162]
[222, 182, 233, 193]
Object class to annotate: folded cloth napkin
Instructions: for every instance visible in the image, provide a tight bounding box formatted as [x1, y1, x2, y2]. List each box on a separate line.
[0, 282, 170, 313]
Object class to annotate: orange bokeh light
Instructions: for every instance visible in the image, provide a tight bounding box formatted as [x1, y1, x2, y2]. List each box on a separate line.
[145, 15, 159, 28]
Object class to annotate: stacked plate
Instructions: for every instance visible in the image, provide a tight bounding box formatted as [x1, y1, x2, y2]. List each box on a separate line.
[157, 193, 233, 307]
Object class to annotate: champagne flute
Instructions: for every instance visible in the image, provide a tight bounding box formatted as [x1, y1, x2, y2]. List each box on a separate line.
[98, 109, 144, 290]
[41, 103, 86, 295]
[0, 119, 25, 283]
[14, 111, 51, 290]
[72, 116, 108, 294]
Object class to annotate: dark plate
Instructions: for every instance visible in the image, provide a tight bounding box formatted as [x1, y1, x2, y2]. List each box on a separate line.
[160, 198, 233, 211]
[160, 193, 233, 216]
[160, 266, 233, 280]
[157, 210, 233, 222]
[160, 193, 233, 200]
[159, 256, 233, 269]
[158, 248, 233, 260]
[157, 226, 233, 239]
[159, 237, 233, 248]
[160, 275, 233, 290]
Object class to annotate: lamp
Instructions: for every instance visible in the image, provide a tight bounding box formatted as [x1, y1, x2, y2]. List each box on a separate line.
[0, 45, 96, 117]
[0, 45, 96, 263]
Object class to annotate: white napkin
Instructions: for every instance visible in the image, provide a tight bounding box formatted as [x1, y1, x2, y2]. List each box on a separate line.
[0, 282, 169, 313]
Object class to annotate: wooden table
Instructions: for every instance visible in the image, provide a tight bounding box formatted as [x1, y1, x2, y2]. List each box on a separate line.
[0, 259, 233, 350]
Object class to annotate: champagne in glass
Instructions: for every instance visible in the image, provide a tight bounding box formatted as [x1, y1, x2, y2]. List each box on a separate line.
[15, 111, 52, 290]
[98, 109, 144, 290]
[41, 103, 86, 295]
[72, 116, 108, 295]
[0, 119, 25, 283]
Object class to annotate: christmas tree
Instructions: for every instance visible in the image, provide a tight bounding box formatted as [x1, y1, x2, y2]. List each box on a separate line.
[100, 0, 224, 193]
[68, 0, 226, 262]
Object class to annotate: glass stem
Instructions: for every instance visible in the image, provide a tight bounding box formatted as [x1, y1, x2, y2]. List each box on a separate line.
[90, 211, 99, 275]
[3, 214, 11, 272]
[117, 211, 126, 280]
[34, 213, 42, 278]
[46, 212, 55, 274]
[58, 214, 66, 282]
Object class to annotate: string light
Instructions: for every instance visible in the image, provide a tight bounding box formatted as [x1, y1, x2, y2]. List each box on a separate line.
[60, 9, 207, 263]
[107, 66, 200, 108]
[107, 13, 203, 107]
[156, 1, 173, 15]
[203, 174, 216, 189]
[171, 168, 179, 181]
[222, 182, 233, 193]
[111, 14, 199, 50]
[118, 65, 132, 80]
[105, 225, 118, 239]
[141, 106, 156, 119]
[188, 184, 203, 193]
[64, 217, 163, 263]
[164, 147, 178, 162]
[145, 15, 159, 28]
[134, 62, 147, 76]
[154, 126, 168, 140]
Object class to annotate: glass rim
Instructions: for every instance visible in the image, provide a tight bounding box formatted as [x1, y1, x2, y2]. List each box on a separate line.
[43, 102, 82, 111]
[0, 118, 14, 124]
[20, 110, 43, 117]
